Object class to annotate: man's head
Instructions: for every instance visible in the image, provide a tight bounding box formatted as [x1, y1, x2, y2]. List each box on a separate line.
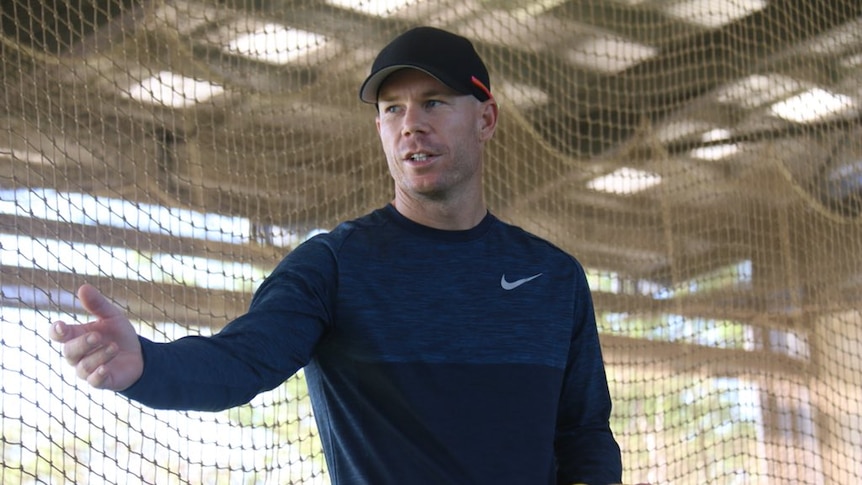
[363, 27, 498, 228]
[359, 27, 492, 105]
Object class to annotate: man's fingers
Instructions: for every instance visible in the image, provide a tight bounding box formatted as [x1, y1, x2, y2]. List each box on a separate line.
[50, 321, 67, 342]
[86, 365, 110, 389]
[50, 284, 143, 391]
[50, 320, 86, 343]
[74, 340, 117, 381]
[77, 283, 125, 321]
[60, 330, 104, 366]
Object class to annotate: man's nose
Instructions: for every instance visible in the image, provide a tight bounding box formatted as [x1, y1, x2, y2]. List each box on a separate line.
[401, 104, 429, 136]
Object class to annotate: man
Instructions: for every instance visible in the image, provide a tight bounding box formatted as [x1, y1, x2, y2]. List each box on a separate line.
[51, 26, 623, 484]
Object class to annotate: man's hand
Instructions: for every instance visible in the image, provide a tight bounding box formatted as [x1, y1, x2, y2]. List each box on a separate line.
[50, 284, 144, 391]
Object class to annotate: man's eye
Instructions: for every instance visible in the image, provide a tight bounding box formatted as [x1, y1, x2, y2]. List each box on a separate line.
[425, 100, 442, 108]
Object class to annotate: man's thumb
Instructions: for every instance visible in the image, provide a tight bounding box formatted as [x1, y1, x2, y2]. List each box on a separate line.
[77, 284, 124, 321]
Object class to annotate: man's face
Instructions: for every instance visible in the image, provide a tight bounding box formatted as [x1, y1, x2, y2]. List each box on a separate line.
[375, 69, 496, 203]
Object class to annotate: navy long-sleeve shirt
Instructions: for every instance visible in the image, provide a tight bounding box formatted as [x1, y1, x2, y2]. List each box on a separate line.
[122, 204, 622, 484]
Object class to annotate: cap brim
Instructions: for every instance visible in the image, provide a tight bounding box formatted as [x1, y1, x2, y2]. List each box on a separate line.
[359, 65, 439, 104]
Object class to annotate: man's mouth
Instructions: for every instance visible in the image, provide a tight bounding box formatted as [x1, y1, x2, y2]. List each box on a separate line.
[406, 152, 432, 162]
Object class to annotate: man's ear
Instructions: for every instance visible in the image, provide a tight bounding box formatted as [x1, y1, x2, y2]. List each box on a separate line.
[478, 100, 498, 142]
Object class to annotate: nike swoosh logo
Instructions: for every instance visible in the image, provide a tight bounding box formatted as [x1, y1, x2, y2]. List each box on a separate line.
[500, 273, 543, 290]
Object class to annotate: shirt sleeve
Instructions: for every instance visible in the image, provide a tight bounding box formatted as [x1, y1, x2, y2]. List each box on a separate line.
[554, 267, 623, 485]
[121, 237, 336, 411]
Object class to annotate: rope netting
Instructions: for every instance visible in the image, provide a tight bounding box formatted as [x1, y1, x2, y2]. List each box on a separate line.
[2, 0, 861, 483]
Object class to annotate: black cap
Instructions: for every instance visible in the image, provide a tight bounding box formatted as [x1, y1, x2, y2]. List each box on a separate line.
[359, 26, 492, 104]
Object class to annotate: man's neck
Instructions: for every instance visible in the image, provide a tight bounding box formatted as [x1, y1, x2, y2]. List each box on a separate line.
[392, 194, 487, 231]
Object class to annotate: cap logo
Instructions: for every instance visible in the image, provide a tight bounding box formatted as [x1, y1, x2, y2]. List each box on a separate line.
[471, 76, 493, 101]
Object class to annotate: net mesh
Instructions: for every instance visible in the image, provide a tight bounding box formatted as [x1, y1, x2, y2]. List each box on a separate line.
[2, 0, 862, 483]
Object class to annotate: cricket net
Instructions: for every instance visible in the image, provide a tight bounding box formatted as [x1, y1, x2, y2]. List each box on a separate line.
[2, 0, 862, 483]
